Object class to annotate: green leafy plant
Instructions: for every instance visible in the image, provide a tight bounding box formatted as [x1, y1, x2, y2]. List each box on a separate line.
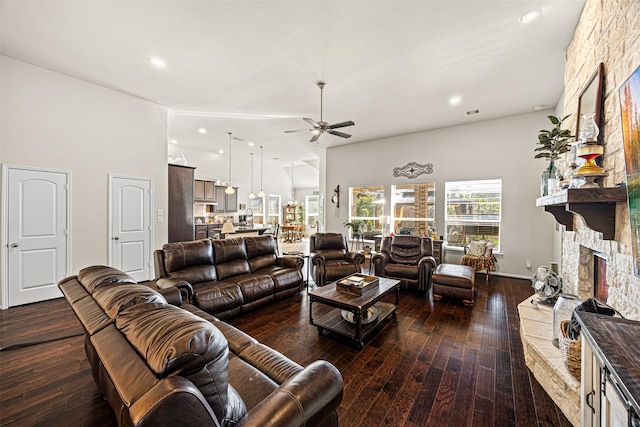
[343, 220, 366, 233]
[534, 115, 574, 160]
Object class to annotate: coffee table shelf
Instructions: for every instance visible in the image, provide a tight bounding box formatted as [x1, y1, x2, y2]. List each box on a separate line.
[309, 276, 400, 348]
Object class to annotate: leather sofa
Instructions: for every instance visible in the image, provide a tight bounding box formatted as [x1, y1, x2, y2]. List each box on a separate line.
[309, 233, 365, 287]
[153, 235, 303, 319]
[371, 235, 437, 292]
[59, 265, 343, 427]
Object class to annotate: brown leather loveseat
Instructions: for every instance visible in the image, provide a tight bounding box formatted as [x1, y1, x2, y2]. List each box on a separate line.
[371, 235, 437, 292]
[59, 265, 343, 427]
[153, 235, 303, 319]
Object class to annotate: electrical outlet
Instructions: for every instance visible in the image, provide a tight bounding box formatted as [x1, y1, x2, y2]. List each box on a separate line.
[526, 259, 532, 269]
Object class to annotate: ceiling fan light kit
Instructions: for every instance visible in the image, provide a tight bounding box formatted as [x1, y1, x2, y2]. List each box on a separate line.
[285, 81, 355, 143]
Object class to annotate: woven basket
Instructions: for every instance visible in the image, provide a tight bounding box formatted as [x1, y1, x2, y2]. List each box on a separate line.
[559, 320, 581, 380]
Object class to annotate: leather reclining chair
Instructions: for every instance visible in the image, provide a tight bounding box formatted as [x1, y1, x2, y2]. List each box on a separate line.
[309, 233, 365, 287]
[371, 235, 437, 293]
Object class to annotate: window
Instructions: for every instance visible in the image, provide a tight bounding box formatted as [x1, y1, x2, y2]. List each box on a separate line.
[348, 186, 385, 235]
[267, 195, 281, 226]
[390, 182, 436, 236]
[445, 179, 502, 251]
[305, 195, 319, 227]
[249, 197, 264, 224]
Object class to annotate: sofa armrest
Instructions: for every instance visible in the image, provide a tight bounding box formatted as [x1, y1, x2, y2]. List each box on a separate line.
[371, 252, 389, 276]
[277, 256, 304, 270]
[129, 376, 220, 427]
[418, 255, 437, 270]
[240, 360, 343, 427]
[346, 251, 365, 269]
[156, 278, 194, 304]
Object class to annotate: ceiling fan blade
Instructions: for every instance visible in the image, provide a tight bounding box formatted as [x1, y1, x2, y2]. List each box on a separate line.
[285, 129, 313, 133]
[327, 129, 351, 139]
[326, 120, 355, 130]
[303, 117, 320, 127]
[309, 133, 321, 143]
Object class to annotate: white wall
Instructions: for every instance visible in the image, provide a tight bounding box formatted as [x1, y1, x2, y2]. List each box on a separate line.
[325, 110, 559, 278]
[1, 56, 168, 279]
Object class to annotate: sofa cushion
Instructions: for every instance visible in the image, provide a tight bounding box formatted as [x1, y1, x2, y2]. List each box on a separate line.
[168, 265, 217, 285]
[244, 236, 277, 272]
[193, 281, 244, 315]
[385, 263, 419, 280]
[234, 274, 274, 304]
[255, 266, 301, 293]
[116, 303, 243, 422]
[213, 238, 251, 280]
[78, 265, 137, 293]
[162, 239, 214, 273]
[93, 284, 167, 319]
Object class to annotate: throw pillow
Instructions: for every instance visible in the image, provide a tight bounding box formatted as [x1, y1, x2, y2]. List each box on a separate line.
[467, 241, 487, 257]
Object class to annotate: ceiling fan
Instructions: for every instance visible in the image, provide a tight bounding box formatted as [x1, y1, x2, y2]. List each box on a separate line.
[285, 81, 354, 143]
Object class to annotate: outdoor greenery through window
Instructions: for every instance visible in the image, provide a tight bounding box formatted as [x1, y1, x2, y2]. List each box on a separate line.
[445, 179, 502, 251]
[305, 195, 319, 227]
[268, 195, 281, 226]
[391, 183, 436, 236]
[348, 186, 385, 236]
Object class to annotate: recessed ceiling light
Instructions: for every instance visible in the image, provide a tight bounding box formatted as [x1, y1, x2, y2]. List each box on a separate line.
[198, 128, 207, 134]
[248, 142, 255, 147]
[170, 139, 178, 144]
[534, 105, 546, 111]
[148, 56, 167, 69]
[218, 150, 224, 154]
[449, 96, 462, 106]
[519, 9, 541, 24]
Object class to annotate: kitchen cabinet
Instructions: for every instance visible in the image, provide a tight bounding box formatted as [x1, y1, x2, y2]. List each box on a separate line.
[195, 180, 216, 203]
[168, 164, 195, 243]
[577, 311, 640, 427]
[195, 224, 208, 240]
[195, 224, 221, 240]
[213, 186, 238, 212]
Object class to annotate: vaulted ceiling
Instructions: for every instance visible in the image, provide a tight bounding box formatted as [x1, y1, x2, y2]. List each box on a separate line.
[1, 1, 585, 173]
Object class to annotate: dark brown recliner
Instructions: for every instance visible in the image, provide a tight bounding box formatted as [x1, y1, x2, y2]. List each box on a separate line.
[371, 235, 437, 292]
[309, 233, 365, 287]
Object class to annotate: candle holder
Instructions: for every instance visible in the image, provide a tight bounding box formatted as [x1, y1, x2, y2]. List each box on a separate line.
[573, 113, 607, 187]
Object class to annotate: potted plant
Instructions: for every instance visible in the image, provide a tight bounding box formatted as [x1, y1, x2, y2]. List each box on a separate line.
[343, 220, 365, 234]
[535, 115, 574, 196]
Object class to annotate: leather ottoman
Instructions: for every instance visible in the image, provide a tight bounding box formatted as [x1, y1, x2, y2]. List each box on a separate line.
[432, 263, 475, 306]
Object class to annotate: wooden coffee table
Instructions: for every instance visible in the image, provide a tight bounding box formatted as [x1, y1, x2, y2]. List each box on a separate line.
[308, 276, 400, 348]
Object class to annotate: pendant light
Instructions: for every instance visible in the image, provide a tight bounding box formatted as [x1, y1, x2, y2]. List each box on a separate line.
[257, 145, 265, 198]
[225, 132, 235, 195]
[249, 152, 256, 199]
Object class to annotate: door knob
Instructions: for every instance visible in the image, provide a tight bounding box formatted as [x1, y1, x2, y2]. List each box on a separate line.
[113, 237, 119, 241]
[9, 243, 19, 248]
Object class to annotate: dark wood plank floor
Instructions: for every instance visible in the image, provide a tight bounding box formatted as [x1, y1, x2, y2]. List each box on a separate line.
[0, 275, 571, 426]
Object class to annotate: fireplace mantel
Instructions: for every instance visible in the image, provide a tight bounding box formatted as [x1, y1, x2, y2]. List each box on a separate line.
[536, 187, 628, 239]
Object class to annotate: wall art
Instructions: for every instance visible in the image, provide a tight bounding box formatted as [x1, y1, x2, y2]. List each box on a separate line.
[620, 64, 640, 277]
[393, 162, 433, 179]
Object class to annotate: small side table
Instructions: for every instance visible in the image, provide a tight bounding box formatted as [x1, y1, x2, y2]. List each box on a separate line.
[283, 251, 311, 291]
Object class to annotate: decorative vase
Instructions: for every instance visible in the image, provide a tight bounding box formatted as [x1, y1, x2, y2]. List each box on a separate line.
[174, 152, 188, 166]
[541, 160, 560, 196]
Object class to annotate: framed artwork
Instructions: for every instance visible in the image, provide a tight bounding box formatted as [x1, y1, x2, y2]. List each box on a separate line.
[619, 64, 640, 277]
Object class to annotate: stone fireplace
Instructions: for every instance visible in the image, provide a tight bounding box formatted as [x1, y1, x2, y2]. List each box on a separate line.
[561, 215, 639, 320]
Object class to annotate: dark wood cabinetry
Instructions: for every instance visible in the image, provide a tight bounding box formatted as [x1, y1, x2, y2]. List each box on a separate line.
[195, 224, 221, 240]
[213, 186, 238, 212]
[195, 180, 216, 203]
[168, 164, 195, 243]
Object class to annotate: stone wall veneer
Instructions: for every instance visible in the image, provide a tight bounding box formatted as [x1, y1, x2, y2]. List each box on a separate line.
[561, 0, 640, 320]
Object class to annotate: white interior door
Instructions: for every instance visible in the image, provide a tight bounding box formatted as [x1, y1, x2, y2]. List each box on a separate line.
[4, 166, 70, 307]
[109, 175, 152, 281]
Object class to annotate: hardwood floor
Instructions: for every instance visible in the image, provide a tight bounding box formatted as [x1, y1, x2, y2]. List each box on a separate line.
[0, 274, 571, 426]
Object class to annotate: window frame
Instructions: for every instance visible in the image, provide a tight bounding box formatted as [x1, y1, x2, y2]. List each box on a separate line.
[444, 178, 502, 252]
